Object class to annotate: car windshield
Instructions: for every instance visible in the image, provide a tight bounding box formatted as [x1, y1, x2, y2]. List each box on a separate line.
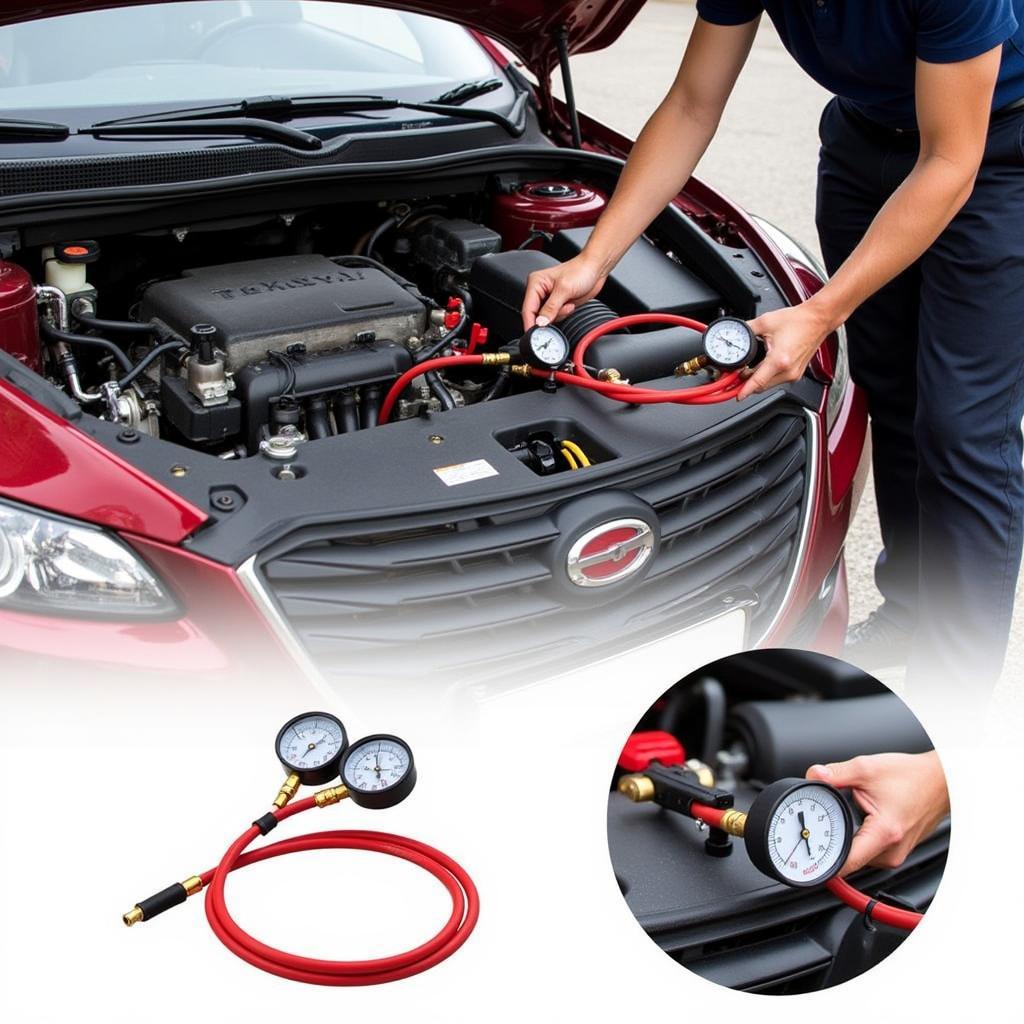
[0, 1, 495, 112]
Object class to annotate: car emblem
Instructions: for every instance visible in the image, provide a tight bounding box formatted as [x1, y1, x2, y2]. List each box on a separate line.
[566, 518, 655, 588]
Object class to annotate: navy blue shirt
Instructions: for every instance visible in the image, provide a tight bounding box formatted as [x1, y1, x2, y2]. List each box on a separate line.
[696, 0, 1024, 128]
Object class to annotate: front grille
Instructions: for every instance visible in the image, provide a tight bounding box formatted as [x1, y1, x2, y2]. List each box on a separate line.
[259, 408, 810, 681]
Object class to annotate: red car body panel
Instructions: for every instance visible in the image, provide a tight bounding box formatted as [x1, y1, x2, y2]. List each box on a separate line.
[0, 6, 870, 671]
[0, 378, 206, 543]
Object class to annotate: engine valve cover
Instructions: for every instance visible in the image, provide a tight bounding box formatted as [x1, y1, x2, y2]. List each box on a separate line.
[140, 255, 427, 372]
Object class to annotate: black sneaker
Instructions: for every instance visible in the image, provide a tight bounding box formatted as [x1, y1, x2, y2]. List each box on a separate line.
[844, 610, 912, 672]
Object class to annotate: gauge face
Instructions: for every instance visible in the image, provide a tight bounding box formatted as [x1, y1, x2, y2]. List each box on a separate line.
[275, 711, 348, 785]
[745, 779, 853, 888]
[521, 324, 570, 368]
[702, 317, 755, 369]
[341, 734, 417, 809]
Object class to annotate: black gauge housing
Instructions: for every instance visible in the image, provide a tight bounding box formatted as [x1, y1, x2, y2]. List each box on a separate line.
[518, 324, 570, 369]
[743, 777, 854, 888]
[275, 711, 348, 786]
[341, 734, 417, 810]
[701, 316, 757, 370]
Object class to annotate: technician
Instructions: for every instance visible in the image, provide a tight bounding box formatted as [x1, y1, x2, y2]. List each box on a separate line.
[523, 2, 1024, 694]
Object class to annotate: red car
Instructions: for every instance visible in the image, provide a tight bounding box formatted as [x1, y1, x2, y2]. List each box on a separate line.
[0, 1, 868, 687]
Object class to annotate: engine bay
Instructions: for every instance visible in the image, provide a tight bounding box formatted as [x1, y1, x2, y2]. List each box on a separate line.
[0, 173, 756, 472]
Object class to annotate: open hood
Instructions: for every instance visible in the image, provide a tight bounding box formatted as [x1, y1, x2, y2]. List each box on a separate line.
[0, 1, 648, 79]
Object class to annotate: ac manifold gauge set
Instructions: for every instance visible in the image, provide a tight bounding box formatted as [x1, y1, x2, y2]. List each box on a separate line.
[616, 736, 924, 932]
[122, 712, 478, 986]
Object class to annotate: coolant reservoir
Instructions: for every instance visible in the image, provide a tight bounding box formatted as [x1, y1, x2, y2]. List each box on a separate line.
[492, 181, 607, 249]
[0, 260, 40, 371]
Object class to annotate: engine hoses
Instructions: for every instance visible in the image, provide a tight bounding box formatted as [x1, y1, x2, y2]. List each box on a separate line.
[376, 312, 749, 424]
[689, 800, 922, 931]
[123, 791, 479, 986]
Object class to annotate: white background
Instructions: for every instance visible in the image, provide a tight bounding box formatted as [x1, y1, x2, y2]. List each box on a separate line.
[0, 630, 1017, 1022]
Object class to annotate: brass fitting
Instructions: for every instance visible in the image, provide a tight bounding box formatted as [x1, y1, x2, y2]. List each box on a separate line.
[684, 758, 716, 789]
[182, 875, 203, 897]
[480, 352, 512, 365]
[597, 368, 628, 385]
[123, 906, 144, 928]
[718, 809, 747, 837]
[314, 784, 350, 808]
[675, 354, 709, 377]
[509, 364, 533, 377]
[274, 772, 301, 809]
[618, 774, 656, 803]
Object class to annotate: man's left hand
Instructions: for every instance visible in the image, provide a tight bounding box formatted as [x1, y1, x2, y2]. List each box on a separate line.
[737, 301, 834, 401]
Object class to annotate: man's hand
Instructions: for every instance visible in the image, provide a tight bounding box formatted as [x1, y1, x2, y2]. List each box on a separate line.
[736, 300, 833, 401]
[521, 254, 607, 330]
[806, 751, 949, 877]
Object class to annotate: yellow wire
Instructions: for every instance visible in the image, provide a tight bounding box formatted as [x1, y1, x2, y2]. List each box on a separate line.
[561, 446, 579, 470]
[561, 439, 591, 467]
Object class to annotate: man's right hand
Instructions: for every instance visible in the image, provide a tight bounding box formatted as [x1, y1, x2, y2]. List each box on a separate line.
[521, 254, 608, 330]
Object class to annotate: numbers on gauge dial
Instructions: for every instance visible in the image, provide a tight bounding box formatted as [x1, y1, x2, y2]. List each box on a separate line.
[521, 324, 570, 368]
[343, 737, 411, 792]
[768, 784, 847, 884]
[703, 318, 754, 368]
[278, 714, 346, 772]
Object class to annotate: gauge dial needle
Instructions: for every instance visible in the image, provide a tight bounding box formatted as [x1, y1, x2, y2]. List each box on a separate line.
[783, 835, 804, 865]
[799, 812, 812, 857]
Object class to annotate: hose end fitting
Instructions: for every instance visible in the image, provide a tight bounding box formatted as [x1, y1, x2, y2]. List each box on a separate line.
[618, 774, 655, 803]
[314, 784, 350, 808]
[480, 352, 512, 366]
[122, 875, 203, 927]
[719, 809, 747, 837]
[509, 364, 533, 377]
[675, 354, 709, 377]
[597, 367, 628, 385]
[273, 772, 301, 809]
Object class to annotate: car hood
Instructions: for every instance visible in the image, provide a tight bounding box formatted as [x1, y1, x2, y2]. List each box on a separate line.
[0, 1, 648, 78]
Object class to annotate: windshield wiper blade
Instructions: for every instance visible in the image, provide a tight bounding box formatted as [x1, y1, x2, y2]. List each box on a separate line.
[92, 91, 525, 137]
[429, 78, 502, 105]
[79, 117, 323, 151]
[0, 117, 71, 140]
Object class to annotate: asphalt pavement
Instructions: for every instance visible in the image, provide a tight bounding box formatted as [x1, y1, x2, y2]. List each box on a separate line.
[562, 1, 1021, 704]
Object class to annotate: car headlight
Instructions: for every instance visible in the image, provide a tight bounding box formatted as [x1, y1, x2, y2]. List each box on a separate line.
[825, 323, 851, 432]
[0, 498, 177, 618]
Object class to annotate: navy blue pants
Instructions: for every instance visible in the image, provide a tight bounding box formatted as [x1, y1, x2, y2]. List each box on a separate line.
[816, 98, 1024, 693]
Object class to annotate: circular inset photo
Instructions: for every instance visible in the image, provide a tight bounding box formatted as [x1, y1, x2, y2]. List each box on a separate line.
[607, 650, 948, 995]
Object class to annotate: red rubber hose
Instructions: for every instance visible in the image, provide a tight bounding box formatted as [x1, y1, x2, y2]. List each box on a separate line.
[826, 876, 922, 931]
[689, 800, 922, 931]
[376, 313, 750, 424]
[377, 354, 489, 424]
[195, 796, 479, 986]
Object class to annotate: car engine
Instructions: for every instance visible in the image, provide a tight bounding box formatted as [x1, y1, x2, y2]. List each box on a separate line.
[1, 179, 727, 465]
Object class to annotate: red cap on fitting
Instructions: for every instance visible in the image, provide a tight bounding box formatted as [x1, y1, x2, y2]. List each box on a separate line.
[444, 297, 463, 331]
[618, 731, 685, 773]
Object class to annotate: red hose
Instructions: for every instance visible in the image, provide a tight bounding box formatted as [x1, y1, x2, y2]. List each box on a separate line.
[376, 313, 749, 424]
[196, 796, 479, 986]
[826, 876, 923, 931]
[689, 800, 923, 931]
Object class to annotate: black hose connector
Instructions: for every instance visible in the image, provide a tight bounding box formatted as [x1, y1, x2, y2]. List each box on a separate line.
[40, 320, 133, 373]
[559, 300, 619, 348]
[116, 339, 188, 389]
[73, 310, 156, 337]
[122, 876, 201, 926]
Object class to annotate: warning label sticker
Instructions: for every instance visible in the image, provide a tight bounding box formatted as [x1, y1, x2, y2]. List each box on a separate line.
[433, 459, 499, 487]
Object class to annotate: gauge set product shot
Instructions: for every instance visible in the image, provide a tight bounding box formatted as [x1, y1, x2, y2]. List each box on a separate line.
[608, 650, 949, 994]
[122, 711, 476, 987]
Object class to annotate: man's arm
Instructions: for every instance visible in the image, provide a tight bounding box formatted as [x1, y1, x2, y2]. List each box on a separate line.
[521, 17, 760, 329]
[738, 47, 1002, 400]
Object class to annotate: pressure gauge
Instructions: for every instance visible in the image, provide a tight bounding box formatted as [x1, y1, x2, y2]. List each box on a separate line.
[341, 734, 417, 810]
[702, 317, 757, 370]
[519, 324, 570, 369]
[275, 711, 348, 787]
[744, 778, 853, 888]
